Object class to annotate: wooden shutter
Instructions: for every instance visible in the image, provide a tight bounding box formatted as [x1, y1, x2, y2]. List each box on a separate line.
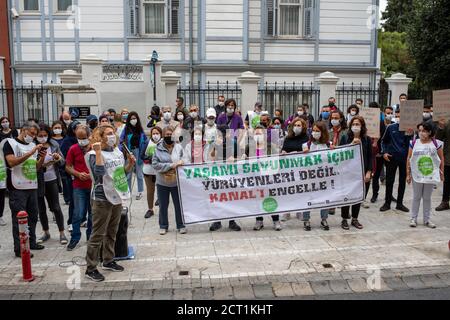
[171, 0, 180, 35]
[267, 0, 276, 36]
[129, 0, 141, 36]
[304, 0, 314, 38]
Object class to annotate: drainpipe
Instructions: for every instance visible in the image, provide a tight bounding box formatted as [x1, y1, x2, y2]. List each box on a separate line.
[189, 0, 193, 84]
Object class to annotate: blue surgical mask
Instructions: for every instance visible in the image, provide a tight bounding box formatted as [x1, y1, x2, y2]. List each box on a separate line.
[321, 112, 330, 120]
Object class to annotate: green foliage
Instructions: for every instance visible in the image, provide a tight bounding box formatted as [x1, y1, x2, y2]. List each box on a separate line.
[378, 31, 415, 78]
[381, 0, 414, 32]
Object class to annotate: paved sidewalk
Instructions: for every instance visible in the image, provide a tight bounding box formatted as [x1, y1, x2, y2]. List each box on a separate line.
[0, 179, 449, 299]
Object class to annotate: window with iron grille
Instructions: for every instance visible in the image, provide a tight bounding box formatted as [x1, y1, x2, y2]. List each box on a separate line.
[128, 0, 179, 36]
[23, 0, 39, 11]
[56, 0, 72, 12]
[267, 0, 314, 38]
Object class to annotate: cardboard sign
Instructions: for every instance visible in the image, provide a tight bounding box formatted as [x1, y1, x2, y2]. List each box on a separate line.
[433, 89, 450, 120]
[359, 108, 380, 138]
[399, 100, 424, 131]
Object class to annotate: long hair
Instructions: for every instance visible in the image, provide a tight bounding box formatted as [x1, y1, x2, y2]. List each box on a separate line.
[287, 117, 307, 138]
[51, 120, 66, 136]
[90, 124, 117, 149]
[347, 116, 368, 140]
[124, 111, 144, 135]
[310, 121, 330, 145]
[0, 116, 14, 130]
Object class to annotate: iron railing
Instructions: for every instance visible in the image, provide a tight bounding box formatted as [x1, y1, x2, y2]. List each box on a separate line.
[177, 81, 242, 117]
[258, 82, 321, 119]
[0, 81, 59, 127]
[336, 83, 392, 110]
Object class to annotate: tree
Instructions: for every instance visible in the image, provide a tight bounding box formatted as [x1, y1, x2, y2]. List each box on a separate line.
[378, 31, 415, 78]
[407, 0, 450, 91]
[381, 0, 414, 32]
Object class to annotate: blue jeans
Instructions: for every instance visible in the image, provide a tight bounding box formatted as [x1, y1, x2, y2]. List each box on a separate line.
[157, 184, 184, 230]
[66, 173, 74, 225]
[71, 188, 92, 242]
[302, 209, 329, 221]
[127, 148, 144, 193]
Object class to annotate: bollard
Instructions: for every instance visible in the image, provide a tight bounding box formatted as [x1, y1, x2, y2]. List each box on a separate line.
[17, 211, 34, 282]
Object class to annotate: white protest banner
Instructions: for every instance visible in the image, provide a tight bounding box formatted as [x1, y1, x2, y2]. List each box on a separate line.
[399, 100, 424, 131]
[177, 144, 365, 225]
[359, 108, 380, 138]
[433, 89, 450, 120]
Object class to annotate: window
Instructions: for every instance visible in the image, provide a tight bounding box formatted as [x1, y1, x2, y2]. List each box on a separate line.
[128, 0, 179, 36]
[57, 0, 72, 12]
[267, 0, 314, 38]
[23, 0, 39, 11]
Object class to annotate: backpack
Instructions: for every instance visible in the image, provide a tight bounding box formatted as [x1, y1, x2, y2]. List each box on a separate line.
[411, 136, 438, 149]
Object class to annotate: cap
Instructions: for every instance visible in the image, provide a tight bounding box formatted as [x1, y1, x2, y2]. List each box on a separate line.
[86, 115, 98, 123]
[206, 108, 216, 118]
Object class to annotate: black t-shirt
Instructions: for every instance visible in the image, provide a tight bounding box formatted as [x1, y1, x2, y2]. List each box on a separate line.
[3, 138, 29, 191]
[0, 129, 19, 142]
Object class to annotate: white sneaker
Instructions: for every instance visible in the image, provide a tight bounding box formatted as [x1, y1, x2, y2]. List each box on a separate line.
[362, 200, 370, 209]
[281, 214, 290, 222]
[296, 212, 302, 220]
[136, 193, 143, 200]
[0, 217, 6, 226]
[68, 224, 73, 232]
[178, 228, 187, 234]
[410, 219, 417, 228]
[425, 221, 436, 229]
[253, 221, 264, 231]
[159, 228, 167, 235]
[273, 221, 282, 231]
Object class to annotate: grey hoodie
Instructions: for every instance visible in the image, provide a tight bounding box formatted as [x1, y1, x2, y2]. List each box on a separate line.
[151, 141, 184, 187]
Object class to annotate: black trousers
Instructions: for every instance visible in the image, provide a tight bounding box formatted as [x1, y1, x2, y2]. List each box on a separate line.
[0, 188, 5, 218]
[9, 189, 39, 253]
[372, 156, 384, 198]
[256, 215, 279, 222]
[342, 179, 370, 219]
[38, 180, 65, 232]
[442, 165, 450, 202]
[385, 157, 407, 206]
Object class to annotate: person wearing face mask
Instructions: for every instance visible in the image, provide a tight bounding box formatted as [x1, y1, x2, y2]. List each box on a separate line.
[371, 106, 394, 203]
[86, 115, 98, 131]
[0, 117, 19, 142]
[120, 112, 147, 201]
[60, 120, 81, 232]
[35, 124, 68, 245]
[301, 122, 332, 231]
[175, 97, 187, 116]
[147, 105, 161, 129]
[183, 126, 207, 164]
[328, 97, 338, 112]
[330, 110, 348, 147]
[84, 124, 136, 282]
[175, 110, 188, 130]
[339, 117, 372, 230]
[214, 95, 226, 121]
[407, 122, 444, 228]
[185, 104, 205, 133]
[99, 115, 110, 127]
[141, 126, 163, 219]
[355, 98, 364, 108]
[59, 111, 73, 131]
[280, 118, 309, 221]
[272, 117, 286, 146]
[152, 126, 187, 235]
[422, 105, 435, 128]
[392, 93, 408, 113]
[65, 125, 93, 251]
[245, 102, 264, 129]
[274, 109, 284, 122]
[346, 104, 360, 125]
[156, 106, 180, 130]
[217, 99, 244, 131]
[108, 108, 117, 120]
[3, 121, 47, 257]
[318, 105, 332, 124]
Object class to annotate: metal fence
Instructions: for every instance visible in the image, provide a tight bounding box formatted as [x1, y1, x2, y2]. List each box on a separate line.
[335, 83, 392, 110]
[0, 81, 59, 127]
[258, 82, 321, 119]
[177, 81, 242, 117]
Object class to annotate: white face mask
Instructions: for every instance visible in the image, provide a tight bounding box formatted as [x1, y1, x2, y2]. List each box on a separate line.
[163, 112, 172, 121]
[37, 136, 48, 144]
[130, 119, 138, 126]
[350, 111, 357, 116]
[152, 134, 161, 142]
[351, 126, 361, 134]
[385, 114, 394, 121]
[194, 134, 203, 142]
[64, 119, 71, 126]
[177, 115, 184, 121]
[106, 135, 116, 147]
[226, 108, 234, 115]
[218, 102, 225, 107]
[392, 117, 399, 124]
[207, 119, 215, 126]
[297, 110, 304, 116]
[293, 127, 302, 136]
[190, 112, 198, 119]
[1, 122, 10, 129]
[78, 139, 89, 147]
[24, 134, 34, 144]
[423, 112, 432, 119]
[254, 135, 264, 144]
[53, 129, 62, 135]
[312, 132, 321, 140]
[331, 119, 340, 127]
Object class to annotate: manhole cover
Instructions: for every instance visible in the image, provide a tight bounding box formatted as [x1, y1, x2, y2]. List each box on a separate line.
[179, 271, 189, 276]
[322, 263, 333, 269]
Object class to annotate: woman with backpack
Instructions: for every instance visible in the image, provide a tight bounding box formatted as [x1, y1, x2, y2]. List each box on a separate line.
[407, 122, 444, 228]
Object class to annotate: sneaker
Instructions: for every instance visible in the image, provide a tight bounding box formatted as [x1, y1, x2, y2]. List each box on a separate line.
[144, 209, 154, 219]
[253, 221, 264, 231]
[68, 224, 73, 233]
[136, 192, 143, 200]
[66, 240, 79, 251]
[178, 228, 187, 234]
[351, 219, 363, 229]
[392, 196, 397, 202]
[341, 219, 350, 230]
[85, 270, 105, 282]
[410, 219, 417, 228]
[155, 199, 159, 206]
[60, 234, 68, 245]
[370, 195, 378, 203]
[380, 203, 391, 212]
[228, 221, 241, 232]
[37, 233, 50, 244]
[15, 251, 33, 258]
[425, 221, 436, 229]
[102, 261, 124, 272]
[281, 214, 290, 222]
[395, 204, 410, 213]
[296, 212, 302, 220]
[0, 217, 6, 226]
[159, 229, 167, 235]
[362, 201, 370, 209]
[321, 219, 330, 231]
[303, 221, 311, 231]
[209, 222, 222, 232]
[273, 221, 282, 231]
[81, 221, 87, 228]
[435, 202, 450, 211]
[30, 244, 45, 250]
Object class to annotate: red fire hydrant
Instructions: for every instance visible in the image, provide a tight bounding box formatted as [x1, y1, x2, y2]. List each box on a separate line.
[17, 211, 34, 282]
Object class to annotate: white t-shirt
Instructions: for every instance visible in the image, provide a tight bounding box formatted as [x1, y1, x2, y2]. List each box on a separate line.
[43, 148, 57, 182]
[410, 139, 443, 184]
[302, 141, 329, 152]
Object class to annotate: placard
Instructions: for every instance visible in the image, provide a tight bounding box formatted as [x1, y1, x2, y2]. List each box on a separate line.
[399, 100, 424, 131]
[433, 89, 450, 120]
[359, 108, 380, 138]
